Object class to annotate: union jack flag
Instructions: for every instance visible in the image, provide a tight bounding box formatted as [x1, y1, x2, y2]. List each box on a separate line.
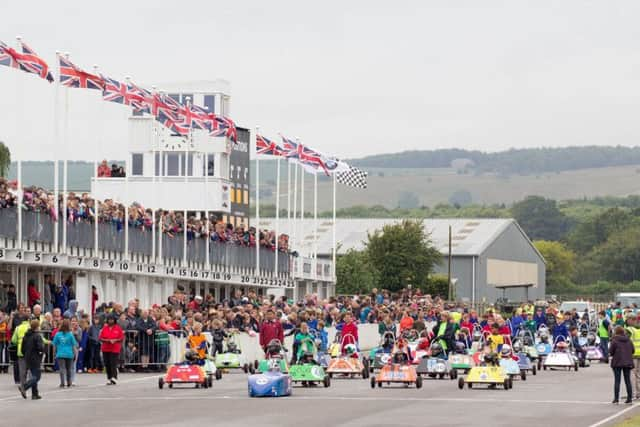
[127, 82, 152, 113]
[0, 41, 19, 69]
[58, 55, 104, 90]
[256, 134, 284, 157]
[157, 109, 189, 136]
[281, 136, 329, 175]
[102, 76, 131, 105]
[211, 116, 237, 143]
[18, 40, 54, 82]
[178, 102, 211, 131]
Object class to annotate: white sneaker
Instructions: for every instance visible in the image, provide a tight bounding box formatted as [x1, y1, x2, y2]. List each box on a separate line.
[106, 379, 113, 386]
[110, 378, 117, 385]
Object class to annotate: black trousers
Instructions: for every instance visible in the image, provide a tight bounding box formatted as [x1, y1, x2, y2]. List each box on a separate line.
[103, 352, 119, 380]
[23, 366, 41, 396]
[613, 367, 632, 401]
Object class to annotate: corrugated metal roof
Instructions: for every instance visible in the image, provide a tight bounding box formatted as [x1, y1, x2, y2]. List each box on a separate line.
[255, 217, 517, 257]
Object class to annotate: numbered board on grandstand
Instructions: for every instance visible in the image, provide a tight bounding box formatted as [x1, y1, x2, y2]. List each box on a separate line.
[0, 249, 295, 288]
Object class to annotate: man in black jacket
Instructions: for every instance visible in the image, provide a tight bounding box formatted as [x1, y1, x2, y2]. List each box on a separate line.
[19, 320, 45, 400]
[432, 312, 456, 355]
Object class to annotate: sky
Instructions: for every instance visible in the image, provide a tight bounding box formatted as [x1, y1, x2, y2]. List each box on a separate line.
[1, 1, 639, 161]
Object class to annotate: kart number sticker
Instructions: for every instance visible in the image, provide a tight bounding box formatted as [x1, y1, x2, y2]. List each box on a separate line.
[256, 378, 268, 385]
[311, 366, 323, 377]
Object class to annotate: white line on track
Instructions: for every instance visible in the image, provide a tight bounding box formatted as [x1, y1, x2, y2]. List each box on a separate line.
[587, 403, 639, 427]
[0, 375, 158, 402]
[2, 395, 614, 406]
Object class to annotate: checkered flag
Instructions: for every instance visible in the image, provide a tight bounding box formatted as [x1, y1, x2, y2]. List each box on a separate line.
[337, 166, 368, 189]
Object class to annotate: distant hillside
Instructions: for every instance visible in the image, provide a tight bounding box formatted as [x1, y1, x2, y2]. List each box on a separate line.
[349, 146, 640, 175]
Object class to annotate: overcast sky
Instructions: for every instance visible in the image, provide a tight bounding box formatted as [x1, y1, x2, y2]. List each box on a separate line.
[1, 1, 639, 161]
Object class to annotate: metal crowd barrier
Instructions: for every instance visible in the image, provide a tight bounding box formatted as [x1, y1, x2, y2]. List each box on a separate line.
[0, 209, 291, 273]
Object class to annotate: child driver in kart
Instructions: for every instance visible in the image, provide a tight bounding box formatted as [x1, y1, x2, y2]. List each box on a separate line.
[487, 323, 504, 354]
[340, 312, 359, 357]
[186, 322, 208, 365]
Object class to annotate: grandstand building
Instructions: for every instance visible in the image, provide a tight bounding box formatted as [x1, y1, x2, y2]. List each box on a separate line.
[257, 218, 546, 303]
[0, 81, 334, 312]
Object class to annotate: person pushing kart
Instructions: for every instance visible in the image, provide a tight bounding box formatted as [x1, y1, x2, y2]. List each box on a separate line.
[569, 325, 587, 367]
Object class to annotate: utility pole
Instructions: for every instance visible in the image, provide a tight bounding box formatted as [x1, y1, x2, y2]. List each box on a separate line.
[447, 225, 452, 301]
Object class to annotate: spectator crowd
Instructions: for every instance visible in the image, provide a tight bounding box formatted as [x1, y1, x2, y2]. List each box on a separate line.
[0, 177, 291, 253]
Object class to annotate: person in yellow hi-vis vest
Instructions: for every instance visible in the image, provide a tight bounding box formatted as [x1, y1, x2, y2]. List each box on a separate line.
[625, 316, 640, 399]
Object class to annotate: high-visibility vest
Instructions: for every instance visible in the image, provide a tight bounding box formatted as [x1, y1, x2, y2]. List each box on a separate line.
[598, 320, 609, 338]
[627, 327, 640, 358]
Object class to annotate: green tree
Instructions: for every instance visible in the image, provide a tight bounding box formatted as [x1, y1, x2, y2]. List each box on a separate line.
[448, 190, 473, 207]
[584, 227, 640, 283]
[0, 142, 10, 177]
[512, 196, 572, 241]
[366, 219, 441, 292]
[335, 249, 379, 295]
[533, 240, 576, 292]
[567, 208, 633, 254]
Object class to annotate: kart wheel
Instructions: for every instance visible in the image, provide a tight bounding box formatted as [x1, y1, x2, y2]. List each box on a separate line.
[363, 357, 370, 372]
[416, 376, 423, 389]
[249, 365, 255, 375]
[508, 378, 513, 389]
[216, 369, 222, 380]
[532, 365, 537, 376]
[574, 362, 579, 372]
[324, 375, 331, 388]
[362, 367, 369, 379]
[457, 377, 464, 390]
[503, 379, 509, 390]
[158, 378, 164, 390]
[428, 373, 436, 378]
[377, 381, 382, 388]
[243, 364, 249, 374]
[328, 373, 333, 379]
[450, 370, 457, 380]
[521, 371, 526, 381]
[370, 376, 376, 389]
[207, 377, 213, 388]
[467, 382, 472, 389]
[369, 366, 374, 373]
[537, 359, 542, 370]
[254, 360, 259, 370]
[543, 365, 547, 371]
[168, 384, 173, 389]
[195, 384, 200, 389]
[438, 373, 445, 380]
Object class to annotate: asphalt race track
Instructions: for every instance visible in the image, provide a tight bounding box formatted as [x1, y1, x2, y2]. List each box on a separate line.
[0, 363, 638, 427]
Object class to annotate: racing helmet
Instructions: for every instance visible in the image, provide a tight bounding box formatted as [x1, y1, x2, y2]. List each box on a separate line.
[523, 335, 534, 346]
[184, 349, 198, 362]
[266, 339, 282, 356]
[344, 343, 357, 356]
[539, 329, 549, 342]
[472, 330, 482, 342]
[484, 352, 499, 366]
[267, 358, 282, 371]
[227, 342, 238, 353]
[512, 341, 522, 353]
[587, 333, 596, 346]
[501, 344, 512, 357]
[556, 341, 568, 351]
[455, 341, 466, 354]
[383, 334, 394, 348]
[430, 341, 443, 357]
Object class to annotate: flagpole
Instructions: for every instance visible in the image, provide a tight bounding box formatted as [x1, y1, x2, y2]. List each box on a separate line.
[300, 162, 305, 253]
[332, 172, 337, 280]
[255, 126, 260, 275]
[157, 91, 164, 262]
[184, 97, 192, 268]
[292, 161, 298, 254]
[287, 161, 291, 223]
[313, 172, 318, 281]
[274, 157, 281, 276]
[62, 53, 70, 255]
[15, 37, 23, 250]
[151, 91, 158, 263]
[53, 52, 60, 251]
[204, 105, 210, 270]
[93, 66, 101, 259]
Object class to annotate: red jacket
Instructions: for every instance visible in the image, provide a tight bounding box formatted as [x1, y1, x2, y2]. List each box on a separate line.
[341, 321, 359, 350]
[259, 320, 284, 349]
[99, 324, 124, 354]
[28, 286, 41, 307]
